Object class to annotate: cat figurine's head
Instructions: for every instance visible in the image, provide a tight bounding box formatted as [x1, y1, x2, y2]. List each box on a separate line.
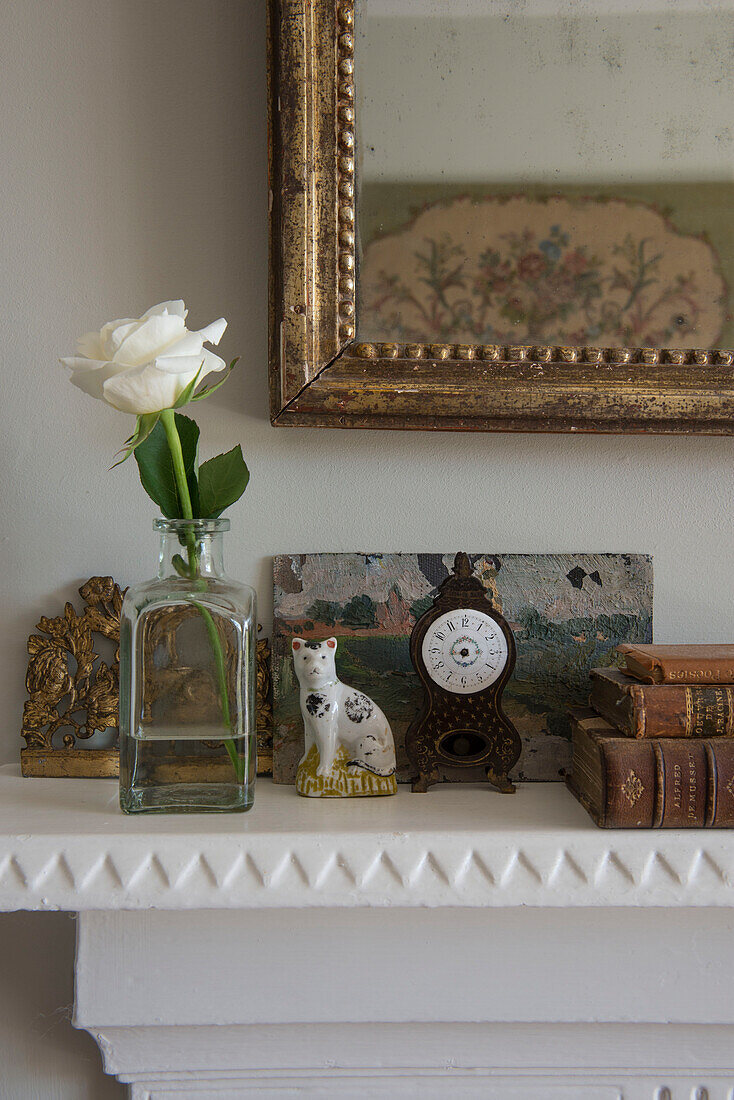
[292, 637, 337, 688]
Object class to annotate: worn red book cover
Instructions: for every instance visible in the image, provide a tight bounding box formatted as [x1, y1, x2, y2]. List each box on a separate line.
[617, 644, 734, 685]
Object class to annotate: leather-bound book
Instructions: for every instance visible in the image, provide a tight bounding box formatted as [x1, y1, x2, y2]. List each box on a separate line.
[589, 667, 734, 739]
[566, 708, 734, 828]
[617, 643, 734, 684]
[706, 742, 734, 827]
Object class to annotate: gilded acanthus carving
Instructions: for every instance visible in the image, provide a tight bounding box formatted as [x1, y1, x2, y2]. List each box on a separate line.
[22, 577, 124, 753]
[256, 634, 273, 736]
[140, 605, 273, 746]
[21, 578, 273, 776]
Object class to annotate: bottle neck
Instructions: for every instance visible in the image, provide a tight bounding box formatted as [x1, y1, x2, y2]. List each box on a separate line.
[154, 520, 229, 581]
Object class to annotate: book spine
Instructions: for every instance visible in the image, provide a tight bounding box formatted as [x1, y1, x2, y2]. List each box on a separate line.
[661, 667, 734, 684]
[591, 682, 734, 738]
[616, 645, 734, 684]
[684, 687, 734, 737]
[705, 741, 734, 826]
[651, 740, 707, 827]
[592, 740, 734, 827]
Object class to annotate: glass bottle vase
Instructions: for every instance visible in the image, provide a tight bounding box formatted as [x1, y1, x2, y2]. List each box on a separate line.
[119, 518, 256, 813]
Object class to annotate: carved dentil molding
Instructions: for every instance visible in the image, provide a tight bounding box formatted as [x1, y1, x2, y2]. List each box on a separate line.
[1, 772, 734, 912]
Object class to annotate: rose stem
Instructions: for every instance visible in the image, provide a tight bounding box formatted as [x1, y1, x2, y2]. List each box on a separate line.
[159, 408, 244, 783]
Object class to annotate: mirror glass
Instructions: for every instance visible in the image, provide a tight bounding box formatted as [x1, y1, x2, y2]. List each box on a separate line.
[356, 0, 734, 350]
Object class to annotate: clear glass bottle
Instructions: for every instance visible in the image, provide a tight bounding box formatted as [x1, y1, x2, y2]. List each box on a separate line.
[119, 518, 256, 813]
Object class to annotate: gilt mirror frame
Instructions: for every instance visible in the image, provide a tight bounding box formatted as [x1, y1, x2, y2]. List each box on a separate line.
[268, 0, 734, 433]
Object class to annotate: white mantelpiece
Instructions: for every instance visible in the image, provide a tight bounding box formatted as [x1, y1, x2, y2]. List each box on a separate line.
[1, 764, 733, 912]
[4, 763, 734, 1098]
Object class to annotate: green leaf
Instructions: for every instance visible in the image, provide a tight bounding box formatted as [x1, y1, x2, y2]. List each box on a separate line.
[134, 413, 200, 517]
[198, 445, 250, 518]
[111, 412, 160, 469]
[190, 358, 239, 402]
[177, 411, 201, 516]
[173, 365, 203, 409]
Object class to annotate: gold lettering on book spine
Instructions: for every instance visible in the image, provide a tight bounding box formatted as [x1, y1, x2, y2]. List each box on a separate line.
[687, 750, 698, 819]
[673, 763, 682, 809]
[684, 686, 734, 737]
[670, 669, 734, 682]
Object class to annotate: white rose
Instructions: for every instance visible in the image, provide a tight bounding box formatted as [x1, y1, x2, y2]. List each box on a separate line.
[60, 300, 227, 415]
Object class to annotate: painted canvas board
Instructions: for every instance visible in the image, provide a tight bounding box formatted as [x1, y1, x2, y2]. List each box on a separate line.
[272, 553, 653, 784]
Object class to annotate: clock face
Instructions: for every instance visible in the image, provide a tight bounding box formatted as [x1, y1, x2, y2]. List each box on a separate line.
[421, 609, 508, 695]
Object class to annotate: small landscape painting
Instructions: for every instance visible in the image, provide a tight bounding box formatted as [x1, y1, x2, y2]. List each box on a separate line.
[272, 553, 653, 784]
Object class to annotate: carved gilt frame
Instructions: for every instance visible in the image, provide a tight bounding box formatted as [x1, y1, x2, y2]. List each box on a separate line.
[268, 0, 734, 433]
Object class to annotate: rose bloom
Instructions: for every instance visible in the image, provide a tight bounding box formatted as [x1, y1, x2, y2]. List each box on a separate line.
[79, 576, 116, 604]
[85, 666, 119, 732]
[517, 252, 547, 280]
[477, 260, 512, 295]
[563, 250, 588, 276]
[26, 643, 72, 697]
[60, 300, 227, 415]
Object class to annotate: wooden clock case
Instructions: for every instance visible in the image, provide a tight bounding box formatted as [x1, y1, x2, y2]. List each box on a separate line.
[406, 553, 521, 793]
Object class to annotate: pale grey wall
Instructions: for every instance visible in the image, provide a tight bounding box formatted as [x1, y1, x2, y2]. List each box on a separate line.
[0, 913, 123, 1099]
[2, 0, 734, 1094]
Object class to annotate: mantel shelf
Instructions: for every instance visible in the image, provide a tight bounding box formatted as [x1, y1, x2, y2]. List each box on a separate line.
[1, 764, 732, 912]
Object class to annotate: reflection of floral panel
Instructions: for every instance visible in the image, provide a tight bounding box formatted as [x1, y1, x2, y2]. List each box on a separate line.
[359, 195, 727, 348]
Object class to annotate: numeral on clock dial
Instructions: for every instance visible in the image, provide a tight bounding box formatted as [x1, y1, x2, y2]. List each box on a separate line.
[421, 608, 509, 695]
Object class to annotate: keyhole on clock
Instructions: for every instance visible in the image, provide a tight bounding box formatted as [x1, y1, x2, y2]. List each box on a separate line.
[459, 647, 470, 658]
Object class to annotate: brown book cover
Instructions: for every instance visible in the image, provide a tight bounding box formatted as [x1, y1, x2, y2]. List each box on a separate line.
[589, 667, 734, 738]
[705, 741, 734, 826]
[566, 708, 734, 828]
[617, 643, 734, 684]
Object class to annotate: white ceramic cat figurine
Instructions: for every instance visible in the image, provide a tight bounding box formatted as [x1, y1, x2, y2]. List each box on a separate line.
[292, 637, 397, 797]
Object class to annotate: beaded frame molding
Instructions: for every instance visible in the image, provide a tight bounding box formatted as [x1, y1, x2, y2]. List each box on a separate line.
[21, 577, 273, 778]
[268, 0, 734, 433]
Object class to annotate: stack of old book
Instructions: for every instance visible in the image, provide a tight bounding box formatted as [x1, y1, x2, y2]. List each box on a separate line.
[566, 644, 734, 828]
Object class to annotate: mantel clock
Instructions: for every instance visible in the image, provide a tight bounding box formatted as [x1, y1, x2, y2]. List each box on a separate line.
[406, 553, 521, 793]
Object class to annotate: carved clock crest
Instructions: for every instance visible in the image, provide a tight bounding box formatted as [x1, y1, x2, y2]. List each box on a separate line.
[406, 553, 522, 793]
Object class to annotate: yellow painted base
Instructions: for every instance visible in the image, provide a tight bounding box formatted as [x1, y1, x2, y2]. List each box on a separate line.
[296, 744, 397, 798]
